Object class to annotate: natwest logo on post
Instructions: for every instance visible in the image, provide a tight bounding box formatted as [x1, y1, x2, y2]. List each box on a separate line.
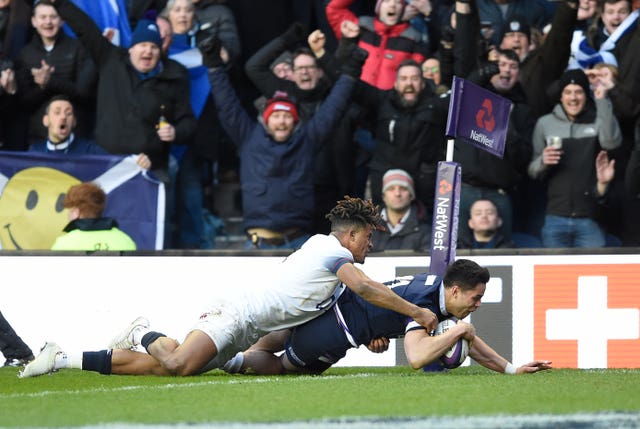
[475, 98, 496, 132]
[534, 265, 640, 368]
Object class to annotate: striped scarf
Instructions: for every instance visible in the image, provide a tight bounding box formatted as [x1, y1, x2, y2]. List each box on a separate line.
[568, 10, 639, 70]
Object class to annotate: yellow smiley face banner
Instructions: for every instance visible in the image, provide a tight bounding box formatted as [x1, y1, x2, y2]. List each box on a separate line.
[0, 151, 164, 250]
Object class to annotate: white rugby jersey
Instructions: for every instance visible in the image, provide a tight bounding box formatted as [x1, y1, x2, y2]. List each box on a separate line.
[247, 234, 353, 331]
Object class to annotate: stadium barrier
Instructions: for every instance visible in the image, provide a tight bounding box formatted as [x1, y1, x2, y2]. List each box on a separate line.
[2, 250, 639, 369]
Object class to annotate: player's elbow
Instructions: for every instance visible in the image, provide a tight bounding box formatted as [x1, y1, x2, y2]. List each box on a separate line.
[408, 358, 430, 370]
[408, 359, 424, 370]
[405, 350, 429, 370]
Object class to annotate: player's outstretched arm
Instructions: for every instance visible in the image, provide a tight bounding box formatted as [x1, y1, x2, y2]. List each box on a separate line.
[337, 264, 438, 331]
[470, 336, 552, 374]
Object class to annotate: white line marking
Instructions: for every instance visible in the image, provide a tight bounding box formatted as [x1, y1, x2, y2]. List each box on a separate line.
[4, 373, 376, 399]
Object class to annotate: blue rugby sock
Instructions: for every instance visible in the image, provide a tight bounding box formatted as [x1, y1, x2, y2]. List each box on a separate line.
[141, 331, 167, 353]
[82, 350, 112, 375]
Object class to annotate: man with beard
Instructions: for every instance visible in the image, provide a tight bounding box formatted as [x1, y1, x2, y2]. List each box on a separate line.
[453, 49, 534, 244]
[336, 17, 447, 214]
[200, 35, 367, 250]
[353, 56, 449, 215]
[245, 23, 361, 235]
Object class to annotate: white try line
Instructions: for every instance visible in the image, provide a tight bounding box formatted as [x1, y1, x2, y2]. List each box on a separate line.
[3, 372, 377, 400]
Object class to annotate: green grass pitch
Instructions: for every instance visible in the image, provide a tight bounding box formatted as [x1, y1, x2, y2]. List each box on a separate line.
[1, 366, 640, 427]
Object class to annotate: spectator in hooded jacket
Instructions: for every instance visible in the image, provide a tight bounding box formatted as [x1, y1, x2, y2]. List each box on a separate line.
[528, 68, 621, 248]
[326, 0, 429, 90]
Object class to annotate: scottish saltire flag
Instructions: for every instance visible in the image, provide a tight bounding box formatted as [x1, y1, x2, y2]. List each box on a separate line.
[168, 33, 210, 160]
[446, 76, 512, 159]
[64, 0, 132, 47]
[0, 152, 164, 250]
[429, 161, 461, 277]
[169, 34, 210, 118]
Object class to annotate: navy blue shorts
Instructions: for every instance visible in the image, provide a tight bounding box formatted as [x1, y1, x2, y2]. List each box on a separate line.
[284, 308, 353, 373]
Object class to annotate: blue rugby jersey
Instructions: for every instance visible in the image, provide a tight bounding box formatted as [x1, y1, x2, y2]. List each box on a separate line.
[338, 273, 448, 345]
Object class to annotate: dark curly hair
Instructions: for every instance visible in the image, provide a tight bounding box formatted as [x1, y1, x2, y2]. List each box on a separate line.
[326, 195, 384, 232]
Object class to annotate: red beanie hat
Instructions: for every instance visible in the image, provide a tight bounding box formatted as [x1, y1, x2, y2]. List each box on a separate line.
[262, 92, 299, 124]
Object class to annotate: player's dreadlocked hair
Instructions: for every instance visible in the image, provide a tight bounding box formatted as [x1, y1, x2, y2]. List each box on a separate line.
[326, 196, 384, 232]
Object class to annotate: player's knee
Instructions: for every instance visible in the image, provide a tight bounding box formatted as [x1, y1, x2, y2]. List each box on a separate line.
[163, 355, 198, 376]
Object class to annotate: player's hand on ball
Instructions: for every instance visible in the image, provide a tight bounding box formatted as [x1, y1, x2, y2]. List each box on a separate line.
[457, 320, 476, 347]
[415, 308, 438, 332]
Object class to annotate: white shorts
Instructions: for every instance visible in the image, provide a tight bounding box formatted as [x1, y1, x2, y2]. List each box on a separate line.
[191, 299, 266, 373]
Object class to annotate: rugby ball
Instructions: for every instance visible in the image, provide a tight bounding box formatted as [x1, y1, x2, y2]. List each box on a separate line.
[434, 319, 469, 369]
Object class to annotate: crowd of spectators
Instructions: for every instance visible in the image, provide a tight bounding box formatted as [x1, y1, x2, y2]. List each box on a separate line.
[0, 0, 639, 250]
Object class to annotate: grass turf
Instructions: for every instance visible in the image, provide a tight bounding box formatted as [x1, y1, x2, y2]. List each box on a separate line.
[1, 366, 639, 427]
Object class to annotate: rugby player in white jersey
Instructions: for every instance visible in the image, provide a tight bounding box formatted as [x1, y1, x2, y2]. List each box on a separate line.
[20, 197, 438, 378]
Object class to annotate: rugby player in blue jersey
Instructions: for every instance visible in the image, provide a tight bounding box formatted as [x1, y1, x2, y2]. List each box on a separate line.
[225, 259, 552, 375]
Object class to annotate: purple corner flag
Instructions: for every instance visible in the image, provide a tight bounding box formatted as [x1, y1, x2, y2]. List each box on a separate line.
[429, 161, 462, 277]
[446, 76, 512, 159]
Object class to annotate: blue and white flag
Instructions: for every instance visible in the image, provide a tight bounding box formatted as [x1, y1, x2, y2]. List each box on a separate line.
[168, 33, 211, 160]
[65, 0, 132, 47]
[169, 33, 210, 118]
[0, 151, 164, 250]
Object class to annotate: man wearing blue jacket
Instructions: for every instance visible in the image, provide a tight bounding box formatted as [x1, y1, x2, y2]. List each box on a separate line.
[201, 36, 367, 250]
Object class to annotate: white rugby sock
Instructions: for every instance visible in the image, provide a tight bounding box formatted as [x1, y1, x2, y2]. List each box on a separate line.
[222, 352, 244, 374]
[54, 351, 83, 370]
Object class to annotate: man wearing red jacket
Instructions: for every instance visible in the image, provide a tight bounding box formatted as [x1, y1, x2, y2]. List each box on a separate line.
[326, 0, 429, 90]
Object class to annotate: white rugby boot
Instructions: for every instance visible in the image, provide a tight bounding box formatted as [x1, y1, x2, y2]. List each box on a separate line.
[107, 316, 149, 350]
[18, 342, 62, 378]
